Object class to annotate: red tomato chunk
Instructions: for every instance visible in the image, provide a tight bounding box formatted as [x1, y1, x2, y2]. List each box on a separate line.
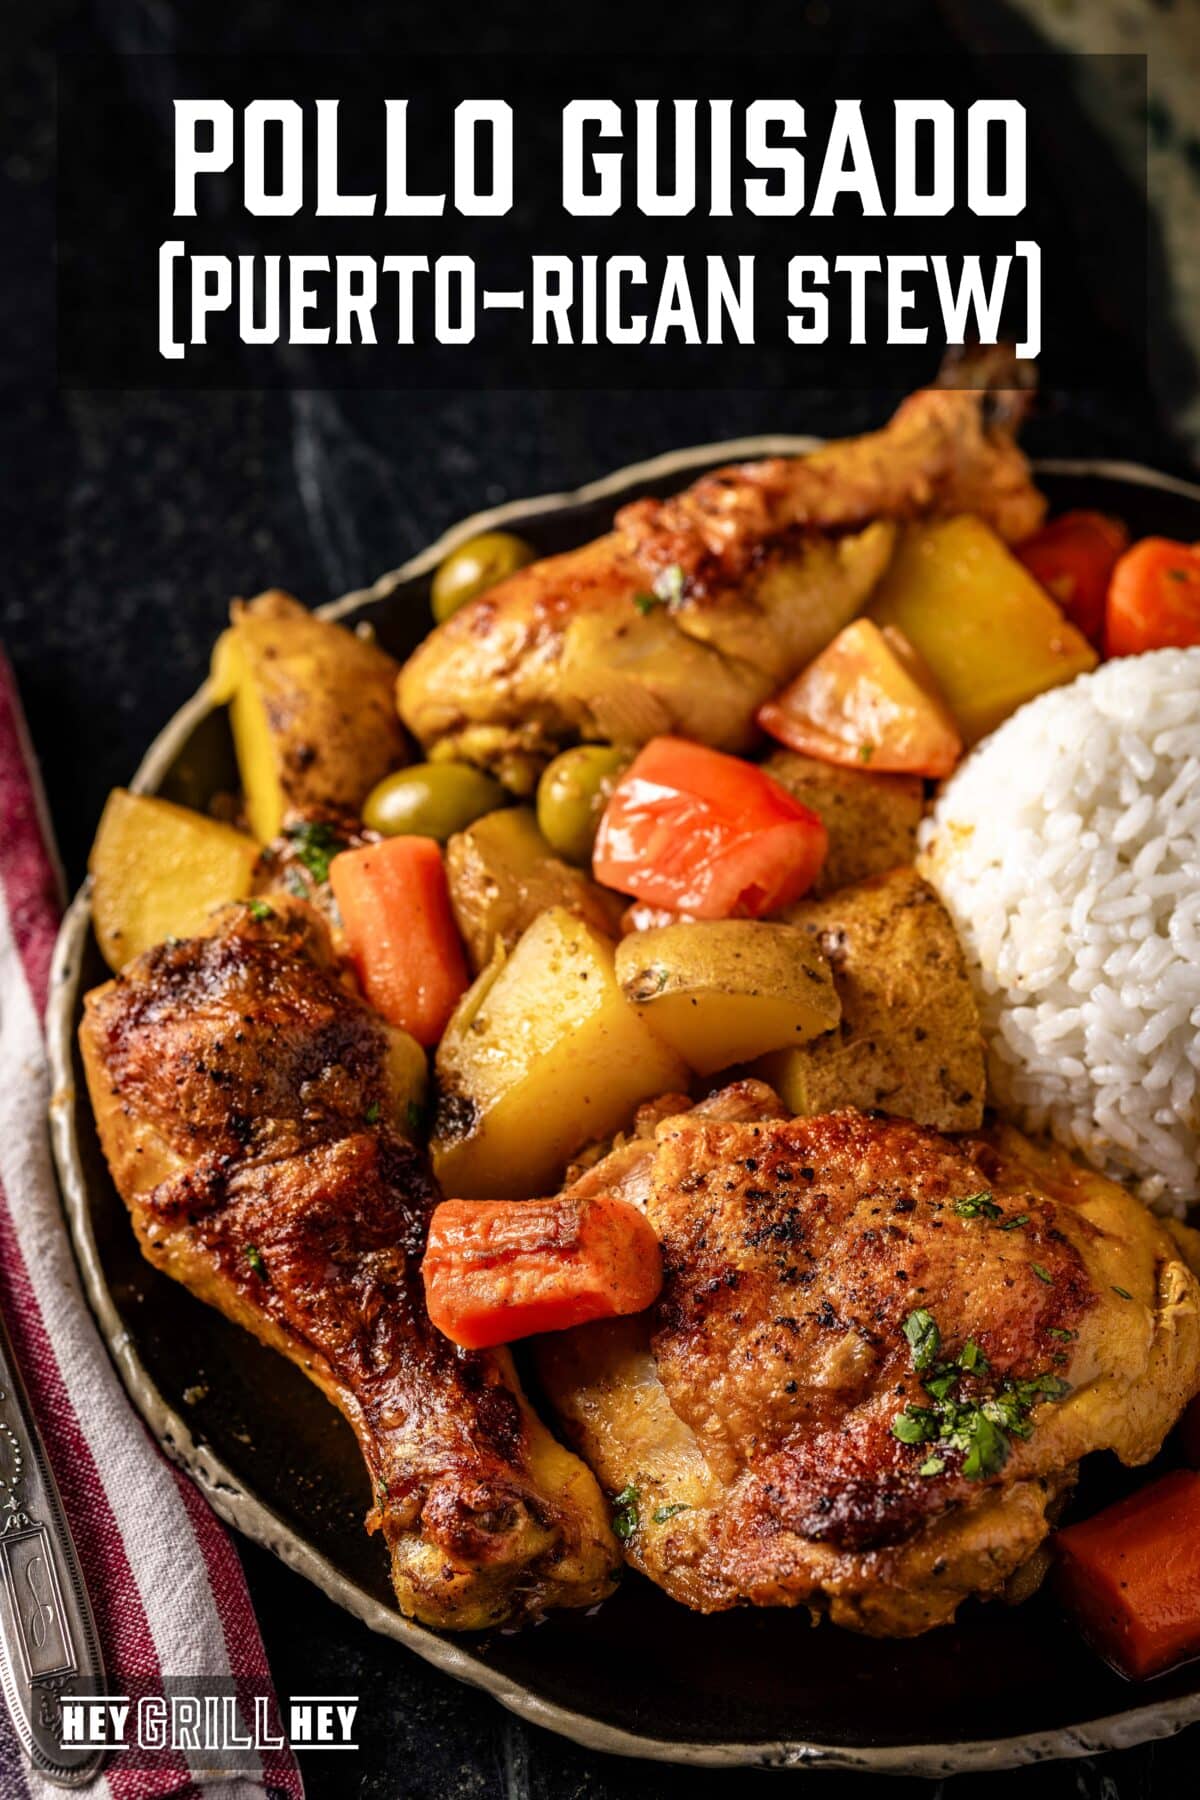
[592, 736, 827, 918]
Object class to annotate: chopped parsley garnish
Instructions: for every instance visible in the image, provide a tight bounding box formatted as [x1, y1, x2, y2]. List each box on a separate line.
[633, 591, 663, 615]
[406, 1100, 423, 1133]
[285, 819, 346, 885]
[1031, 1263, 1053, 1285]
[893, 1306, 1070, 1482]
[652, 1503, 691, 1524]
[858, 743, 875, 765]
[999, 1213, 1031, 1232]
[365, 1101, 381, 1125]
[954, 1191, 1002, 1221]
[611, 1484, 640, 1542]
[376, 1476, 390, 1499]
[1047, 1327, 1077, 1342]
[892, 1406, 939, 1445]
[1112, 1285, 1133, 1301]
[286, 871, 309, 898]
[245, 1245, 267, 1277]
[247, 900, 273, 922]
[903, 1308, 940, 1371]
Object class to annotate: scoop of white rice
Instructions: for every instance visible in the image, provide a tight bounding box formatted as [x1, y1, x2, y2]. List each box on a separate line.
[918, 646, 1200, 1214]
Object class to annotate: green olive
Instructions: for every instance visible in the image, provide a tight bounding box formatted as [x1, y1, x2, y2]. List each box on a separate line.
[431, 531, 536, 624]
[363, 764, 508, 842]
[536, 745, 631, 867]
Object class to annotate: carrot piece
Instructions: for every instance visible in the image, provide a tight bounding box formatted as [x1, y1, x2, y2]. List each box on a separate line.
[330, 836, 468, 1046]
[1105, 537, 1200, 657]
[1015, 511, 1129, 649]
[422, 1193, 662, 1350]
[1054, 1470, 1200, 1680]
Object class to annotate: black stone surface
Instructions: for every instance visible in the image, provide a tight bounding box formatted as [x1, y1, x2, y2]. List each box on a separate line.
[4, 2, 1199, 1795]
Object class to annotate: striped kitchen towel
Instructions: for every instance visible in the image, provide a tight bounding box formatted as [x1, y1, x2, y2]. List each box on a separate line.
[0, 650, 304, 1800]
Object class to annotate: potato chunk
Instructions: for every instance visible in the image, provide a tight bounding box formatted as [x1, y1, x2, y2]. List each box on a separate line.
[210, 590, 405, 841]
[762, 750, 924, 895]
[433, 907, 688, 1199]
[615, 920, 839, 1076]
[871, 516, 1098, 745]
[758, 867, 985, 1130]
[445, 807, 625, 973]
[89, 789, 259, 971]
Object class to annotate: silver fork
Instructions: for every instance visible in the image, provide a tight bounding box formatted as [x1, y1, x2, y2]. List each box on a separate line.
[0, 1306, 105, 1786]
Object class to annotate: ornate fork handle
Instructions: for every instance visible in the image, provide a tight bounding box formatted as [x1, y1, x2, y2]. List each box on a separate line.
[0, 1307, 105, 1786]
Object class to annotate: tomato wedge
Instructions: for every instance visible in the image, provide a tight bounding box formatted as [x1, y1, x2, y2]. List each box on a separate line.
[593, 736, 827, 918]
[1016, 511, 1128, 648]
[756, 619, 962, 778]
[1105, 537, 1200, 656]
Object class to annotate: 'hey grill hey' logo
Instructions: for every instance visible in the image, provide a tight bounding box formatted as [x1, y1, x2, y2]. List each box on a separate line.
[61, 1690, 359, 1758]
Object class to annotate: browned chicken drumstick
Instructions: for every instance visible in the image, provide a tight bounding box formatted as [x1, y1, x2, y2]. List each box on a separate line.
[538, 1083, 1200, 1635]
[80, 898, 618, 1630]
[398, 353, 1045, 786]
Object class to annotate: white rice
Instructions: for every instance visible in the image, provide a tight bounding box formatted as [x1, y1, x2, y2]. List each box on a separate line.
[917, 647, 1200, 1214]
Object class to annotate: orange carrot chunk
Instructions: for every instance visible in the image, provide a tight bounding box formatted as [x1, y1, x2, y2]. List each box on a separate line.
[1105, 537, 1200, 657]
[1055, 1470, 1200, 1680]
[330, 836, 468, 1046]
[422, 1193, 663, 1350]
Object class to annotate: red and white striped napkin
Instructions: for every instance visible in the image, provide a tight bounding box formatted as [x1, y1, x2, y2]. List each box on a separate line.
[0, 651, 304, 1800]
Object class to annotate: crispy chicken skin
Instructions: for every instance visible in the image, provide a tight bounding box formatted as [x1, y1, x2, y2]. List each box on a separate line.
[79, 899, 617, 1630]
[397, 359, 1045, 784]
[538, 1086, 1200, 1635]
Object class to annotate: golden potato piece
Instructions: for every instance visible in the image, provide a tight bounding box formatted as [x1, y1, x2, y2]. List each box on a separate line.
[758, 867, 985, 1130]
[870, 516, 1097, 745]
[210, 590, 406, 841]
[615, 920, 839, 1077]
[89, 789, 260, 972]
[433, 907, 688, 1199]
[445, 807, 625, 974]
[762, 749, 924, 894]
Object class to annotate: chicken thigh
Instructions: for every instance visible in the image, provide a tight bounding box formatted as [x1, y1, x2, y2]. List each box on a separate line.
[538, 1086, 1200, 1635]
[80, 898, 617, 1630]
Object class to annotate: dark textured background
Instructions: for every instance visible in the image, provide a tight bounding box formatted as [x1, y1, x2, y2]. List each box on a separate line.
[4, 1, 1199, 1794]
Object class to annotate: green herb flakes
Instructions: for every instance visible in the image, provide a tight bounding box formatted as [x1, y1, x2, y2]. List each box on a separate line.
[1047, 1326, 1077, 1342]
[903, 1308, 941, 1371]
[1112, 1285, 1133, 1301]
[247, 900, 273, 922]
[406, 1100, 423, 1133]
[892, 1406, 939, 1445]
[365, 1101, 381, 1126]
[612, 1484, 640, 1541]
[1031, 1262, 1053, 1285]
[652, 1503, 691, 1524]
[958, 1339, 988, 1375]
[857, 743, 875, 765]
[999, 1213, 1031, 1232]
[245, 1245, 267, 1277]
[954, 1191, 1002, 1221]
[285, 819, 346, 886]
[633, 591, 663, 615]
[918, 1455, 945, 1477]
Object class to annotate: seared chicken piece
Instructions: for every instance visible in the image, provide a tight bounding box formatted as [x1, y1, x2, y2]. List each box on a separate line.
[398, 361, 1045, 785]
[538, 1086, 1200, 1636]
[80, 899, 617, 1630]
